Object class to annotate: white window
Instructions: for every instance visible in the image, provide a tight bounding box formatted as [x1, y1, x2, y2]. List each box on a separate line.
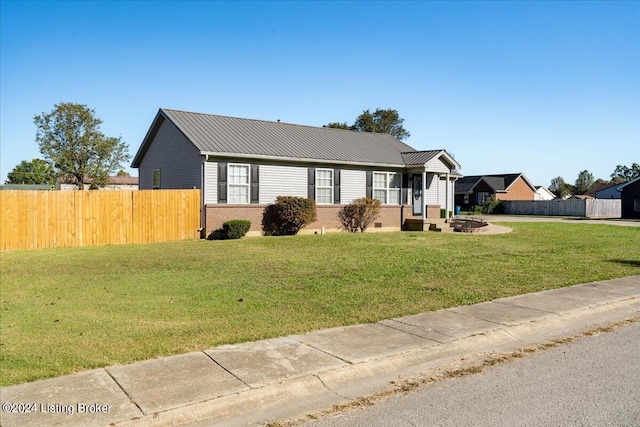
[373, 172, 401, 205]
[152, 169, 160, 189]
[228, 164, 250, 204]
[316, 169, 333, 204]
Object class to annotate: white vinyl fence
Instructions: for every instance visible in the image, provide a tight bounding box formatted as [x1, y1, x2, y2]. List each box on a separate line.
[503, 199, 621, 218]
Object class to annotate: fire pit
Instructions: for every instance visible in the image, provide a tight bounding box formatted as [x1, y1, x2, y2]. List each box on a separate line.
[450, 217, 489, 233]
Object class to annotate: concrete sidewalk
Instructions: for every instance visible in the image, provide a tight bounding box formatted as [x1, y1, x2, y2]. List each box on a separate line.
[2, 276, 639, 427]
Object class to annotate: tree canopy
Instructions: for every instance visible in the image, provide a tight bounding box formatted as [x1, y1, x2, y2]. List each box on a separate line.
[34, 103, 130, 190]
[324, 108, 410, 140]
[610, 163, 640, 183]
[549, 176, 574, 198]
[6, 158, 56, 186]
[574, 170, 595, 195]
[324, 122, 351, 130]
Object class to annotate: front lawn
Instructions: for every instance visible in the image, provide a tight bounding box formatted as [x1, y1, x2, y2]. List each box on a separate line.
[1, 222, 638, 386]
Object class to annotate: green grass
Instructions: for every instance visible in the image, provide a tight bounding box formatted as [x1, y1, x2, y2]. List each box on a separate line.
[1, 222, 639, 386]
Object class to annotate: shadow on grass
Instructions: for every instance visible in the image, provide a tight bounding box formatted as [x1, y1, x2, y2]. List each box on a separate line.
[608, 259, 640, 267]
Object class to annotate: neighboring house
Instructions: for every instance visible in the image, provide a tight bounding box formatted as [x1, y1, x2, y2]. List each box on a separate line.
[617, 177, 640, 219]
[0, 184, 52, 190]
[103, 176, 139, 190]
[131, 108, 462, 235]
[570, 194, 593, 200]
[585, 182, 621, 199]
[57, 175, 139, 190]
[454, 173, 536, 210]
[535, 186, 556, 201]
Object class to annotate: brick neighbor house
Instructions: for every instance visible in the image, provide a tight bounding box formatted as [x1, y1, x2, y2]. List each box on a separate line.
[454, 173, 536, 211]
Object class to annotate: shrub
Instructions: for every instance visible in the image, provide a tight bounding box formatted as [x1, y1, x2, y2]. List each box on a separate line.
[480, 196, 504, 214]
[337, 197, 381, 233]
[471, 204, 483, 215]
[207, 219, 251, 240]
[223, 220, 251, 239]
[262, 196, 317, 236]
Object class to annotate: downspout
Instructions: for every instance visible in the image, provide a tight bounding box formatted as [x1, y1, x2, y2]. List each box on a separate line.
[200, 155, 208, 238]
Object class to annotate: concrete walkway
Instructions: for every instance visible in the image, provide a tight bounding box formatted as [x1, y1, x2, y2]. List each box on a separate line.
[1, 277, 639, 427]
[435, 214, 639, 235]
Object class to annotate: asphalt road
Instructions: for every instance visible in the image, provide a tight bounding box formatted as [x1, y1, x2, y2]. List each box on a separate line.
[301, 321, 640, 427]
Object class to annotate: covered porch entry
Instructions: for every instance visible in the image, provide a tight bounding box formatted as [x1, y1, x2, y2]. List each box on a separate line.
[401, 150, 461, 231]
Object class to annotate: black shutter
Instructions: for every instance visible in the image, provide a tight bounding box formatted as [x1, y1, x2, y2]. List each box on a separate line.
[402, 173, 409, 205]
[218, 162, 227, 204]
[333, 169, 341, 204]
[366, 171, 373, 199]
[308, 167, 316, 200]
[250, 164, 259, 204]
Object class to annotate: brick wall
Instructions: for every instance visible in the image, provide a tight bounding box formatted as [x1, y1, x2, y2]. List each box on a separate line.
[496, 177, 536, 201]
[205, 204, 408, 236]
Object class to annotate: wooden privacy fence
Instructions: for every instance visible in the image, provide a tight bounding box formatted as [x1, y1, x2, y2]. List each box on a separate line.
[0, 190, 201, 251]
[503, 199, 621, 218]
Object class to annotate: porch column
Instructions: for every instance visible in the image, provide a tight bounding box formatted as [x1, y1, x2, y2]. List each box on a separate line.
[421, 170, 427, 221]
[452, 177, 456, 217]
[445, 172, 450, 221]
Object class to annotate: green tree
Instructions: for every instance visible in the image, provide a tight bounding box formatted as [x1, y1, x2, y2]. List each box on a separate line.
[116, 169, 131, 177]
[353, 108, 410, 140]
[574, 170, 595, 195]
[549, 176, 576, 197]
[549, 176, 566, 197]
[610, 163, 640, 183]
[325, 108, 410, 140]
[6, 158, 56, 186]
[324, 122, 351, 130]
[34, 103, 130, 190]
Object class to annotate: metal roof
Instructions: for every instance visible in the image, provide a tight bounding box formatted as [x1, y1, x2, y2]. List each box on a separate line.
[132, 109, 461, 171]
[0, 184, 53, 190]
[401, 150, 461, 170]
[401, 150, 440, 166]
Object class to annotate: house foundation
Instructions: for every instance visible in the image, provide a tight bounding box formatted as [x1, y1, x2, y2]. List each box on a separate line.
[204, 204, 451, 236]
[205, 204, 416, 236]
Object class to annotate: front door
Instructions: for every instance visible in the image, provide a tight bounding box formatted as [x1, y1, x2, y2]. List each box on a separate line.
[412, 174, 422, 216]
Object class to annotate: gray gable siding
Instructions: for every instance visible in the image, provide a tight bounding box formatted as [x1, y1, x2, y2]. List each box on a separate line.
[138, 119, 202, 190]
[594, 186, 621, 199]
[426, 157, 452, 174]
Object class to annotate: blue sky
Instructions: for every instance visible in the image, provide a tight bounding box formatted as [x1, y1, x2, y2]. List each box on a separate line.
[1, 1, 638, 187]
